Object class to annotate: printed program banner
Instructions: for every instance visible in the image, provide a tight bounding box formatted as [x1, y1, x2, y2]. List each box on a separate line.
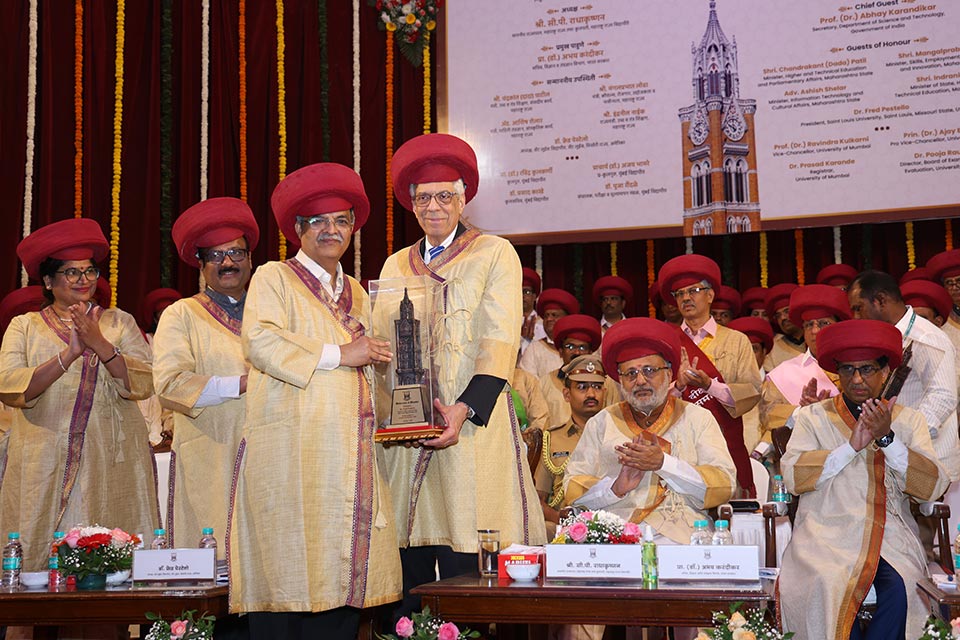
[442, 0, 960, 240]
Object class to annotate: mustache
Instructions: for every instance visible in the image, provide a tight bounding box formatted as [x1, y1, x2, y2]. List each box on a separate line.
[218, 266, 240, 276]
[318, 232, 344, 243]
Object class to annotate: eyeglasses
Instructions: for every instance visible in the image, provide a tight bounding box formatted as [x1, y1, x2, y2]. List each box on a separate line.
[671, 285, 711, 300]
[522, 288, 536, 296]
[301, 214, 354, 231]
[562, 343, 593, 353]
[573, 382, 604, 392]
[413, 191, 458, 208]
[944, 277, 960, 290]
[201, 248, 249, 264]
[802, 319, 834, 331]
[55, 267, 100, 283]
[617, 365, 671, 382]
[836, 363, 881, 379]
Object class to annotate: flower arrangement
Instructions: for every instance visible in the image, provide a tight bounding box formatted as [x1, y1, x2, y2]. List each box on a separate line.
[56, 524, 139, 580]
[144, 609, 215, 640]
[551, 509, 641, 544]
[700, 603, 793, 640]
[371, 0, 440, 66]
[377, 607, 479, 640]
[919, 615, 960, 639]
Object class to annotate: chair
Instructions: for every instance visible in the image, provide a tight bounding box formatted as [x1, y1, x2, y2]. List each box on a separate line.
[522, 427, 543, 476]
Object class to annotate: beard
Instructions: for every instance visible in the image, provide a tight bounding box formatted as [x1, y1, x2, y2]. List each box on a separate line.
[619, 379, 671, 416]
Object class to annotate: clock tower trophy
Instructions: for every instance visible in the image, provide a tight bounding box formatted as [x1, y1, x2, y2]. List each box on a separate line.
[369, 276, 443, 443]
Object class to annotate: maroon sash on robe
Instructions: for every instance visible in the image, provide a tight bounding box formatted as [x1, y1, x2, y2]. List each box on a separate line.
[676, 329, 756, 498]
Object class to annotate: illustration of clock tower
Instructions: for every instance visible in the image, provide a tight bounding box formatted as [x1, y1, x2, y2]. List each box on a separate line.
[678, 0, 761, 236]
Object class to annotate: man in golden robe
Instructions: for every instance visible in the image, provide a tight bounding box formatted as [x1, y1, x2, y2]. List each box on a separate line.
[379, 133, 546, 618]
[762, 283, 805, 372]
[779, 320, 949, 640]
[926, 249, 960, 380]
[520, 288, 580, 377]
[229, 164, 401, 639]
[564, 318, 736, 544]
[538, 314, 617, 427]
[153, 198, 259, 554]
[0, 218, 159, 568]
[657, 254, 761, 496]
[726, 316, 773, 454]
[755, 285, 847, 459]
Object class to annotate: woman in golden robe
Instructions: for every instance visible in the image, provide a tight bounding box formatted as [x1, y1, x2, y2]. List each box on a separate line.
[0, 218, 158, 570]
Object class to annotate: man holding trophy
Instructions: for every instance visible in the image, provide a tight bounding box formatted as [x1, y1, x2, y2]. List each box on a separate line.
[377, 133, 547, 619]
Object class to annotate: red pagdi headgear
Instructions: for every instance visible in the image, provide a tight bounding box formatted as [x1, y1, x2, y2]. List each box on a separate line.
[927, 249, 960, 283]
[271, 163, 371, 247]
[601, 317, 680, 383]
[391, 133, 480, 211]
[17, 218, 109, 281]
[788, 284, 852, 328]
[815, 264, 858, 287]
[816, 319, 902, 374]
[741, 286, 768, 312]
[727, 317, 774, 352]
[657, 255, 721, 295]
[0, 286, 45, 336]
[172, 197, 261, 268]
[553, 314, 602, 351]
[901, 280, 952, 320]
[537, 289, 580, 317]
[522, 267, 542, 295]
[139, 288, 183, 331]
[592, 276, 633, 303]
[764, 283, 798, 319]
[712, 285, 742, 316]
[899, 267, 934, 286]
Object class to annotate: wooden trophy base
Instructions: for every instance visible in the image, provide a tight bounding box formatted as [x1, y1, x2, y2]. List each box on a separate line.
[374, 424, 444, 443]
[375, 384, 443, 443]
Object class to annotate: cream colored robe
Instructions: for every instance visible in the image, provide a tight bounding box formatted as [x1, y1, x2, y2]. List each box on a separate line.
[779, 398, 949, 640]
[0, 308, 159, 571]
[229, 260, 401, 613]
[153, 296, 247, 558]
[563, 399, 736, 544]
[519, 338, 563, 378]
[762, 334, 805, 373]
[511, 367, 550, 434]
[538, 369, 620, 429]
[699, 325, 762, 419]
[380, 232, 547, 552]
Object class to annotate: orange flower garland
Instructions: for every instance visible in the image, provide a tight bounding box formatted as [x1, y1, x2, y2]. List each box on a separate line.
[239, 0, 247, 201]
[947, 219, 954, 251]
[74, 0, 83, 218]
[646, 239, 656, 318]
[385, 30, 395, 255]
[108, 0, 126, 307]
[794, 229, 805, 285]
[276, 0, 288, 259]
[422, 31, 431, 134]
[905, 221, 915, 270]
[759, 231, 768, 288]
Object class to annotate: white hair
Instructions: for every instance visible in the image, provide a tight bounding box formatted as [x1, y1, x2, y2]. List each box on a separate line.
[409, 178, 466, 199]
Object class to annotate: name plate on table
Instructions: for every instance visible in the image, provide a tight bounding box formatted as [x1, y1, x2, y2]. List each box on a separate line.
[658, 545, 759, 582]
[132, 548, 215, 583]
[545, 544, 643, 580]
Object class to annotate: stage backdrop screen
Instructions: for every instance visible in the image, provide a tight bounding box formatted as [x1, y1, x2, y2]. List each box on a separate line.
[441, 0, 960, 241]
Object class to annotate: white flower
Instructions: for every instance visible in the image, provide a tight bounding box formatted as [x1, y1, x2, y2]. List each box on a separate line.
[381, 12, 391, 24]
[79, 524, 111, 537]
[401, 2, 414, 14]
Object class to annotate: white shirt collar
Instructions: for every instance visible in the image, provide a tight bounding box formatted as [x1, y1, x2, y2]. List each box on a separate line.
[682, 315, 718, 338]
[424, 228, 458, 259]
[599, 314, 626, 329]
[894, 305, 914, 332]
[295, 249, 344, 300]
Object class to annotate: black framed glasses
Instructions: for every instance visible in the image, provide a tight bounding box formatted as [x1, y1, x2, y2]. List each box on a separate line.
[413, 191, 458, 208]
[200, 248, 249, 264]
[562, 343, 593, 353]
[55, 267, 100, 283]
[671, 285, 711, 300]
[836, 363, 881, 379]
[617, 365, 671, 382]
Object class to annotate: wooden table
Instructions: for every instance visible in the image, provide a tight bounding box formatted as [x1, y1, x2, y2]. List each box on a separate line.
[0, 584, 229, 639]
[413, 575, 774, 628]
[918, 578, 960, 622]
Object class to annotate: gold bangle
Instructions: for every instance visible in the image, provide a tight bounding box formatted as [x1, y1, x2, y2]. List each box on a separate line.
[57, 352, 68, 373]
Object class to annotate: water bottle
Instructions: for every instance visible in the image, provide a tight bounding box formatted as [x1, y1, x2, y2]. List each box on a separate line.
[712, 520, 734, 545]
[954, 524, 960, 573]
[150, 528, 168, 550]
[198, 527, 217, 551]
[689, 519, 711, 545]
[1, 532, 23, 589]
[48, 531, 66, 589]
[641, 525, 658, 589]
[772, 475, 791, 504]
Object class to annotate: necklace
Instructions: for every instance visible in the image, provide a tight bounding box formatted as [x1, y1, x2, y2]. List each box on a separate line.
[54, 300, 92, 323]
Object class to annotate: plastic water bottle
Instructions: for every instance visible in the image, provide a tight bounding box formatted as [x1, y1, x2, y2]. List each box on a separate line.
[198, 527, 217, 551]
[954, 524, 960, 573]
[48, 531, 66, 589]
[641, 525, 658, 589]
[689, 519, 712, 545]
[712, 520, 734, 545]
[1, 532, 23, 589]
[772, 475, 791, 504]
[150, 528, 168, 550]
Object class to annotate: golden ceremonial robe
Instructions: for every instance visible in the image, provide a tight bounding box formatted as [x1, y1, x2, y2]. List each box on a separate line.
[380, 229, 547, 552]
[153, 294, 247, 558]
[510, 367, 550, 434]
[229, 260, 401, 613]
[519, 338, 563, 378]
[762, 334, 805, 373]
[779, 397, 948, 640]
[564, 399, 736, 544]
[0, 307, 159, 570]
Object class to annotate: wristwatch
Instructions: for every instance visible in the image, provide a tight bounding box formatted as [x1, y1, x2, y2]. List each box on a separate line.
[464, 405, 476, 421]
[875, 431, 895, 448]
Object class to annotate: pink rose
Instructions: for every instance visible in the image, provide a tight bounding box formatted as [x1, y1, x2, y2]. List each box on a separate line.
[438, 622, 460, 640]
[110, 528, 132, 544]
[579, 511, 593, 520]
[169, 620, 187, 639]
[64, 529, 81, 549]
[623, 522, 640, 537]
[569, 521, 588, 543]
[395, 616, 414, 638]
